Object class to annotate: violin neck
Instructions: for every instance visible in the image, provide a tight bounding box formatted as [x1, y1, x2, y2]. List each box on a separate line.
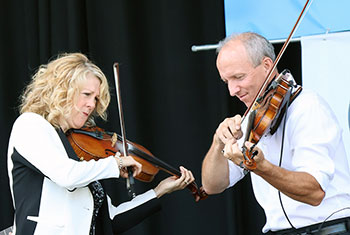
[126, 141, 181, 176]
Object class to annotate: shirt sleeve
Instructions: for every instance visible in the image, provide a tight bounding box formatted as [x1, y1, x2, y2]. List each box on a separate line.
[228, 159, 245, 188]
[288, 91, 340, 190]
[107, 189, 161, 234]
[107, 189, 157, 217]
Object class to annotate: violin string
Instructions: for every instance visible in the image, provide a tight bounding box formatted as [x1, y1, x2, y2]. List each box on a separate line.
[113, 132, 182, 175]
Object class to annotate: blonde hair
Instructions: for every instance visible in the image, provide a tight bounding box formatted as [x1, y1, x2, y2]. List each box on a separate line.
[20, 52, 110, 129]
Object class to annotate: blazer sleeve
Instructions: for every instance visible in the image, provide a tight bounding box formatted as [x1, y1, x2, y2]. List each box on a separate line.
[101, 179, 161, 234]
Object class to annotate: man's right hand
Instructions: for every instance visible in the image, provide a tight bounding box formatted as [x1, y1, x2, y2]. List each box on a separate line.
[214, 114, 243, 147]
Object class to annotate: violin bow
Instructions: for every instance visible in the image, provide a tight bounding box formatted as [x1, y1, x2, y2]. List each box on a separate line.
[242, 0, 313, 123]
[113, 63, 136, 199]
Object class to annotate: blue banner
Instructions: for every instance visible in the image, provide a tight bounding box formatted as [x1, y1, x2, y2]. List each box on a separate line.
[224, 0, 350, 40]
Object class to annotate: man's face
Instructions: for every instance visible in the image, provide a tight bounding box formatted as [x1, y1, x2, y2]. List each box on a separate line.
[216, 40, 270, 107]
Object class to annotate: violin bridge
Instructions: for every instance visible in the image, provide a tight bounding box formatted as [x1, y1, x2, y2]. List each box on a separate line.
[252, 102, 260, 111]
[111, 133, 117, 147]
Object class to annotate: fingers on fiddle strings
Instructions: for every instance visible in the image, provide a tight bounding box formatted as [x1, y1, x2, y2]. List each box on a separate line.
[222, 139, 243, 166]
[179, 166, 194, 187]
[244, 141, 262, 161]
[217, 115, 243, 144]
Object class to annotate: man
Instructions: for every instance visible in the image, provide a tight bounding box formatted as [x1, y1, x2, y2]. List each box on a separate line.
[201, 32, 350, 234]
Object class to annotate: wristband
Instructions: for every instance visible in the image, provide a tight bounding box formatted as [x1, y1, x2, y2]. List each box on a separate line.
[115, 152, 123, 170]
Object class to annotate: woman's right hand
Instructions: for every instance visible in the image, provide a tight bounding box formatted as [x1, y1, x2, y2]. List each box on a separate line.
[115, 155, 142, 178]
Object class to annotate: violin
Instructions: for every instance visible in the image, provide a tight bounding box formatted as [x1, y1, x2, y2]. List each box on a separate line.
[240, 0, 310, 171]
[241, 71, 301, 170]
[66, 126, 208, 202]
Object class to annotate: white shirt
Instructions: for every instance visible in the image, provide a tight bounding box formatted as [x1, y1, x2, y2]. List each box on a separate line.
[228, 89, 350, 233]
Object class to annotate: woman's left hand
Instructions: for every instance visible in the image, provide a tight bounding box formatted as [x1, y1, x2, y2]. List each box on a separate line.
[153, 166, 194, 198]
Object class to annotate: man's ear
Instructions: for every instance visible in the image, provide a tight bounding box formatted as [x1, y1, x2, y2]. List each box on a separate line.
[262, 57, 273, 72]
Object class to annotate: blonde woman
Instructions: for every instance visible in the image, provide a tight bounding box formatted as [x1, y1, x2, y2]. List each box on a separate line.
[8, 53, 194, 235]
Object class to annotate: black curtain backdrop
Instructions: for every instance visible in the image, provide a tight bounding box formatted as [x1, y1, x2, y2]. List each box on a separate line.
[0, 1, 301, 234]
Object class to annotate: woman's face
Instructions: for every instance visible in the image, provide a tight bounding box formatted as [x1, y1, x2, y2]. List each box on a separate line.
[66, 73, 101, 131]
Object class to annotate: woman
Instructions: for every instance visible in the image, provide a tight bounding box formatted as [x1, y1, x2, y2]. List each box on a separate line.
[7, 53, 194, 235]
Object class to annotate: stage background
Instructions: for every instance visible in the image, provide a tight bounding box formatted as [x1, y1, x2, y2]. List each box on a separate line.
[301, 31, 350, 164]
[1, 1, 305, 234]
